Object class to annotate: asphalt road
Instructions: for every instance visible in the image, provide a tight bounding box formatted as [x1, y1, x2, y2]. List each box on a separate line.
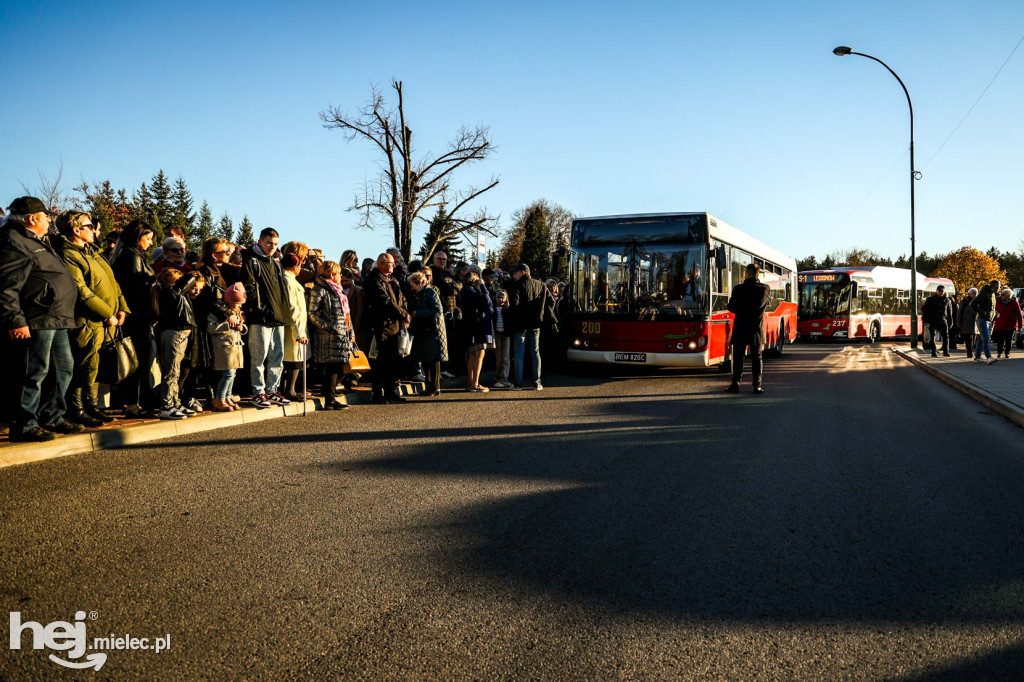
[2, 344, 1024, 680]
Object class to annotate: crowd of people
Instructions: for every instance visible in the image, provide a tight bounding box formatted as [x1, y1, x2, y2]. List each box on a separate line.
[921, 280, 1023, 362]
[0, 196, 565, 442]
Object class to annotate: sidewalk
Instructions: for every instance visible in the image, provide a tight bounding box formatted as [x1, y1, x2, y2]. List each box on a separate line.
[893, 346, 1024, 429]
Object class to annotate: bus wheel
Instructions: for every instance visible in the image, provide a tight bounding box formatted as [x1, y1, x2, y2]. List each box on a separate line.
[764, 322, 786, 358]
[868, 322, 880, 343]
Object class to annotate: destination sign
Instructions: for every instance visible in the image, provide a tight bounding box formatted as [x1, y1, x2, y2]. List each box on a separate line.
[798, 273, 847, 283]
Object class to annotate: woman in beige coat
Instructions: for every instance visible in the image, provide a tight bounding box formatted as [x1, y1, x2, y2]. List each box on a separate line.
[281, 252, 309, 400]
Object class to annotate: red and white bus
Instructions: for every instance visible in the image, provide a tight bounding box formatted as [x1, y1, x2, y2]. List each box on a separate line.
[796, 266, 955, 342]
[567, 212, 798, 367]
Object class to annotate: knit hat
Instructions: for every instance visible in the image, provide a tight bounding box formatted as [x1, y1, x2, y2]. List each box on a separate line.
[224, 282, 246, 305]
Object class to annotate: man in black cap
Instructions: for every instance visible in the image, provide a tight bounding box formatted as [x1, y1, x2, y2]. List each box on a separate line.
[725, 262, 771, 394]
[507, 263, 556, 390]
[922, 285, 954, 357]
[0, 197, 83, 441]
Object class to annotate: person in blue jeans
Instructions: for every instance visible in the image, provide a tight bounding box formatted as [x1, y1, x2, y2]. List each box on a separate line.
[970, 280, 999, 365]
[0, 197, 83, 441]
[506, 263, 557, 391]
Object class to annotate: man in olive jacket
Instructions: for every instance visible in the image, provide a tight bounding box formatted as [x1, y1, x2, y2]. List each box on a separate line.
[54, 210, 130, 426]
[725, 262, 771, 394]
[364, 252, 410, 404]
[0, 197, 82, 441]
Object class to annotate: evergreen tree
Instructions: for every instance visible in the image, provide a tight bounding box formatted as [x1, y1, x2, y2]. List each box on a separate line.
[132, 181, 152, 220]
[170, 176, 196, 235]
[192, 201, 215, 252]
[150, 170, 173, 228]
[217, 213, 234, 242]
[519, 205, 551, 279]
[235, 215, 255, 247]
[418, 206, 465, 262]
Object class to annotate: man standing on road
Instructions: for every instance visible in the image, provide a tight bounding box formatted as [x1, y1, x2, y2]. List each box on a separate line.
[922, 285, 954, 358]
[365, 252, 410, 404]
[241, 227, 292, 408]
[507, 263, 556, 391]
[0, 197, 84, 441]
[725, 262, 770, 394]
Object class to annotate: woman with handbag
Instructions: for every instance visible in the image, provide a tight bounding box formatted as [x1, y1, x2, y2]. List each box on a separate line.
[54, 211, 130, 427]
[110, 219, 157, 418]
[406, 271, 447, 397]
[307, 261, 354, 410]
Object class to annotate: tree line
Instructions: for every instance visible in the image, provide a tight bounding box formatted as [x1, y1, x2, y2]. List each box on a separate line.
[797, 245, 1024, 296]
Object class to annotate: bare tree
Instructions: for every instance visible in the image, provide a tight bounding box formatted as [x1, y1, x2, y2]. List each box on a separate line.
[19, 161, 73, 214]
[320, 80, 499, 261]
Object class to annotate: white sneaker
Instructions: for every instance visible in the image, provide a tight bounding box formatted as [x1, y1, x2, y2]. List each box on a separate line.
[974, 357, 986, 363]
[987, 357, 999, 365]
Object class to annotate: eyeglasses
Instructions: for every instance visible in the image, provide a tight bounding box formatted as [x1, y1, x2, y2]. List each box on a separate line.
[80, 224, 94, 230]
[165, 247, 184, 253]
[214, 250, 231, 255]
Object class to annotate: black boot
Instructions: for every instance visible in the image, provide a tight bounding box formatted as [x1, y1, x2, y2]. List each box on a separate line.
[83, 384, 116, 424]
[66, 388, 103, 428]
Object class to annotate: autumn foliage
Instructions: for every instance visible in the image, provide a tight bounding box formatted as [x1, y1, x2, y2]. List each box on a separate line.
[932, 247, 1008, 295]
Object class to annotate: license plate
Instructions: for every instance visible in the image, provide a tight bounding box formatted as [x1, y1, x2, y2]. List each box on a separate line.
[614, 352, 647, 363]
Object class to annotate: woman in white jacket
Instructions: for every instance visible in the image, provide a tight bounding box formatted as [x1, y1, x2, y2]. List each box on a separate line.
[281, 251, 309, 400]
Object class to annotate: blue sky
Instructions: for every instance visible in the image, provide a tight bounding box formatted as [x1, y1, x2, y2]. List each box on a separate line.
[2, 1, 1022, 265]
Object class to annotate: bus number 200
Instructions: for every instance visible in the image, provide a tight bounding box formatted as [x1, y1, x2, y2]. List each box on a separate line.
[581, 322, 601, 334]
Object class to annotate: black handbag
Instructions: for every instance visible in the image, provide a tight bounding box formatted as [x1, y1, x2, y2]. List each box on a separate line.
[98, 327, 139, 385]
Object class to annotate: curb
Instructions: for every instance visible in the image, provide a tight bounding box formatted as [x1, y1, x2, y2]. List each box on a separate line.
[0, 400, 317, 470]
[893, 348, 1024, 429]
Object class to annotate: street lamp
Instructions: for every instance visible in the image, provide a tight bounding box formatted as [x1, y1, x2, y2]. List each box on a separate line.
[833, 45, 921, 348]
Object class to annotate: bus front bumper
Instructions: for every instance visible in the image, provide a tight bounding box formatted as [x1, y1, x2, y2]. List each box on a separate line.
[567, 349, 711, 367]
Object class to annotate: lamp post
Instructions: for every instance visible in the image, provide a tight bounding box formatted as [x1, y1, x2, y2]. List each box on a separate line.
[833, 45, 920, 348]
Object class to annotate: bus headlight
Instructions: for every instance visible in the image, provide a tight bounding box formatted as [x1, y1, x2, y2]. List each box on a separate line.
[688, 341, 698, 350]
[572, 338, 582, 347]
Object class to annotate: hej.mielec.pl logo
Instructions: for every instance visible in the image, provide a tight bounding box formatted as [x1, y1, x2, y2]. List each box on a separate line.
[9, 610, 171, 671]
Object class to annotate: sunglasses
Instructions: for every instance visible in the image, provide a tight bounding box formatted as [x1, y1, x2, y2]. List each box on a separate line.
[165, 247, 184, 253]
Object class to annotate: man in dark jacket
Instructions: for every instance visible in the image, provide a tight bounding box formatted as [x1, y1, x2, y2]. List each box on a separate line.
[725, 262, 771, 394]
[364, 252, 410, 403]
[922, 285, 955, 357]
[958, 287, 979, 358]
[507, 263, 556, 390]
[970, 279, 999, 364]
[241, 227, 292, 408]
[0, 197, 84, 441]
[430, 251, 461, 378]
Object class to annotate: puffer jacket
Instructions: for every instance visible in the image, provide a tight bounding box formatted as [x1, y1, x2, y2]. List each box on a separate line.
[155, 273, 198, 331]
[0, 221, 77, 331]
[308, 278, 354, 365]
[53, 236, 130, 329]
[207, 301, 246, 370]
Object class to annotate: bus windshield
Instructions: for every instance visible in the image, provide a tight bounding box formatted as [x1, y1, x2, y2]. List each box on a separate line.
[798, 278, 852, 320]
[573, 242, 706, 319]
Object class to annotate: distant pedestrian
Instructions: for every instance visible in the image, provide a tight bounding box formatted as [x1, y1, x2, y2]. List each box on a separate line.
[958, 288, 978, 358]
[506, 263, 556, 391]
[406, 270, 447, 396]
[725, 262, 770, 394]
[241, 227, 292, 408]
[993, 287, 1023, 359]
[970, 279, 999, 364]
[491, 289, 513, 388]
[922, 285, 954, 357]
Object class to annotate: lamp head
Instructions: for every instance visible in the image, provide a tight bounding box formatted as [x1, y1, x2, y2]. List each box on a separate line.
[833, 46, 853, 56]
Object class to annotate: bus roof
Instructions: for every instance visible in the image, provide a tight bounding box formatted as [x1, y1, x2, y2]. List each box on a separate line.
[573, 212, 797, 271]
[799, 266, 955, 293]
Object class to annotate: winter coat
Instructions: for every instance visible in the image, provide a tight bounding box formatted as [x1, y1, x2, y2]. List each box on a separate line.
[240, 245, 290, 326]
[307, 279, 354, 365]
[507, 275, 556, 333]
[409, 285, 448, 363]
[958, 297, 978, 333]
[994, 297, 1024, 332]
[0, 221, 78, 331]
[970, 289, 998, 322]
[283, 270, 309, 363]
[110, 246, 155, 329]
[922, 294, 954, 327]
[53, 236, 130, 334]
[431, 265, 460, 318]
[458, 281, 494, 345]
[207, 302, 246, 371]
[363, 269, 408, 341]
[155, 273, 199, 331]
[727, 276, 771, 346]
[345, 283, 370, 353]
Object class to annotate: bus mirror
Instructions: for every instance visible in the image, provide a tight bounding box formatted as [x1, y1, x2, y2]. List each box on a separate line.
[713, 247, 727, 269]
[851, 281, 858, 299]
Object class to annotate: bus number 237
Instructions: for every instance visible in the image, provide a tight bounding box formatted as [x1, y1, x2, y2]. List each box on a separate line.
[581, 322, 601, 334]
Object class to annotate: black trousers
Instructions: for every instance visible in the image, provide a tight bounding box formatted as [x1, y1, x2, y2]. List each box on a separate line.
[730, 343, 763, 388]
[371, 335, 401, 397]
[930, 322, 950, 353]
[962, 333, 976, 357]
